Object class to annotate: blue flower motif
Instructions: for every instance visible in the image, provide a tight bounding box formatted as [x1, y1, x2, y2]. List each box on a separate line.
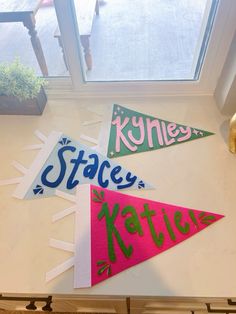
[59, 138, 71, 146]
[33, 184, 44, 195]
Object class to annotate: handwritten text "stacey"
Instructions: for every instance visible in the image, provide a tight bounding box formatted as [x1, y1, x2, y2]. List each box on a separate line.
[40, 145, 139, 190]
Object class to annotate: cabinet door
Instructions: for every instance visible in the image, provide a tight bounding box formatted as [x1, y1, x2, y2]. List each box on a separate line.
[0, 300, 47, 312]
[0, 296, 127, 313]
[129, 298, 236, 314]
[52, 296, 128, 313]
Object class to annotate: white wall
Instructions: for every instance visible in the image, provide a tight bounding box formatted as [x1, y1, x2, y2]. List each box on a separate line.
[214, 31, 236, 115]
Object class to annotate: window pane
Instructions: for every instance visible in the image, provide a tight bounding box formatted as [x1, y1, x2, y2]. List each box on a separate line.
[0, 0, 69, 77]
[75, 0, 218, 82]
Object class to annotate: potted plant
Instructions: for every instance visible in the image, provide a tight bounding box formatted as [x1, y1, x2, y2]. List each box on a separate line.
[0, 59, 47, 115]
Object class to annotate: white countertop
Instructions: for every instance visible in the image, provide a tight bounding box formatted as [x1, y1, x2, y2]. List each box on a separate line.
[0, 95, 235, 297]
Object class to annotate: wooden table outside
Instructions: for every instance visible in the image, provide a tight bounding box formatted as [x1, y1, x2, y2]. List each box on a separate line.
[0, 0, 48, 76]
[54, 0, 99, 71]
[75, 0, 99, 70]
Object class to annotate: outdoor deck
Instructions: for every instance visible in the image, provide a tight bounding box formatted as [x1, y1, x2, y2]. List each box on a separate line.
[0, 0, 208, 81]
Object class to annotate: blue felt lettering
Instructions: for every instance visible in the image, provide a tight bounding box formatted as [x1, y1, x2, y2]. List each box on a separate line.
[117, 172, 137, 189]
[67, 149, 88, 189]
[83, 154, 99, 179]
[41, 146, 76, 188]
[98, 160, 111, 188]
[110, 166, 123, 184]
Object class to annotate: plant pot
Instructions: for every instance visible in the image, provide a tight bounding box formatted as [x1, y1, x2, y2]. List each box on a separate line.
[0, 87, 47, 115]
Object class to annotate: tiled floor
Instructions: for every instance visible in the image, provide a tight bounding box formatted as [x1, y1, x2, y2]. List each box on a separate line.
[0, 0, 208, 80]
[87, 0, 208, 81]
[0, 3, 67, 77]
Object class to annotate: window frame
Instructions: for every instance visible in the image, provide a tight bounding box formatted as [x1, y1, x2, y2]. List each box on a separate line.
[53, 0, 236, 98]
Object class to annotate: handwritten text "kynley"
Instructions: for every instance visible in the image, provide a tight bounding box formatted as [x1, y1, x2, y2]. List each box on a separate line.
[112, 116, 199, 152]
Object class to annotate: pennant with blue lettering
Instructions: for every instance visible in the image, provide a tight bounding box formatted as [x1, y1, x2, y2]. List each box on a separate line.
[13, 131, 152, 199]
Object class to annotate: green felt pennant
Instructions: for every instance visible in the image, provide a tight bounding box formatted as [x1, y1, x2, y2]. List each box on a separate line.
[107, 104, 214, 158]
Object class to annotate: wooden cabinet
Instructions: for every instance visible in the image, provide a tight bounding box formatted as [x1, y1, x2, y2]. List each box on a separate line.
[1, 297, 236, 314]
[129, 298, 236, 314]
[0, 296, 128, 313]
[52, 296, 127, 313]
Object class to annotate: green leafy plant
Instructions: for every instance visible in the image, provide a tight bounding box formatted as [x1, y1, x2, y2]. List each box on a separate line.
[0, 59, 46, 102]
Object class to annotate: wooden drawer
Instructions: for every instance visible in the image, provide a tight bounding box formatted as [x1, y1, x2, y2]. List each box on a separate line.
[129, 297, 236, 314]
[52, 296, 127, 313]
[0, 296, 128, 313]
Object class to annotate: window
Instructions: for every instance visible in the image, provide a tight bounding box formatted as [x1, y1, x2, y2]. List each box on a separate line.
[0, 1, 69, 77]
[78, 0, 218, 82]
[53, 0, 236, 97]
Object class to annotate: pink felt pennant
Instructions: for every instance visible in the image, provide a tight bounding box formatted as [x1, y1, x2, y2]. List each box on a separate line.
[74, 185, 224, 288]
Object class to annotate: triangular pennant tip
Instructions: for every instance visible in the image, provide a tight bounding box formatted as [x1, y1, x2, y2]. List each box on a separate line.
[13, 132, 152, 199]
[74, 184, 224, 288]
[106, 104, 214, 158]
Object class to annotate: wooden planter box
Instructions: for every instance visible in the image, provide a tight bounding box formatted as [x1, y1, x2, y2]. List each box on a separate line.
[0, 87, 47, 115]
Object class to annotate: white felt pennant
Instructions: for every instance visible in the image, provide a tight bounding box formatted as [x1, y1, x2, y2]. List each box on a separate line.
[4, 131, 153, 200]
